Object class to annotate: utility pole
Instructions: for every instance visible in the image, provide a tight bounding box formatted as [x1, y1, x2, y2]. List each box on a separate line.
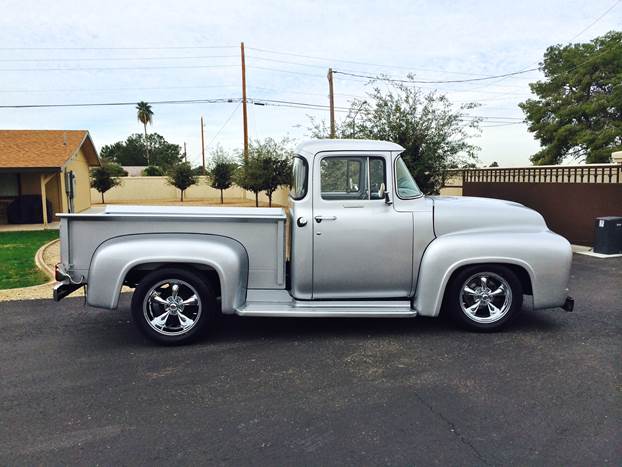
[241, 42, 249, 159]
[327, 68, 335, 138]
[183, 142, 187, 162]
[200, 116, 205, 172]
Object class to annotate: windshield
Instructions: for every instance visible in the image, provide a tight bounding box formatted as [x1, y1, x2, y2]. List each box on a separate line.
[394, 157, 422, 198]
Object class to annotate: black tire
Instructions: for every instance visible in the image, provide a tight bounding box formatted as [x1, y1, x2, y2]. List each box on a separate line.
[131, 267, 215, 345]
[446, 264, 523, 332]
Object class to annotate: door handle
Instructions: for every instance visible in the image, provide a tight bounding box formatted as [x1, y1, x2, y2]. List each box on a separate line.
[314, 215, 337, 223]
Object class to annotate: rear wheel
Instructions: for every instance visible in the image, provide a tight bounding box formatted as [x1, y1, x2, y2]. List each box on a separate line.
[446, 265, 523, 331]
[131, 268, 215, 345]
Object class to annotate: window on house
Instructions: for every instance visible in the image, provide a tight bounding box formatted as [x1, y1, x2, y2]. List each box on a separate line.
[0, 174, 19, 197]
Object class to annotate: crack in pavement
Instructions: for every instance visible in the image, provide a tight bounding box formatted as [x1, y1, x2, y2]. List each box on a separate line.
[411, 391, 491, 466]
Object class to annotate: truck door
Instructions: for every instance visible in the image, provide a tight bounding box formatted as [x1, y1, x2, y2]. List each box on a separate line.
[312, 153, 413, 299]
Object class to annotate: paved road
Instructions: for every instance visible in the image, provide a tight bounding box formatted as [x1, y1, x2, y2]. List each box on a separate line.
[1, 254, 620, 466]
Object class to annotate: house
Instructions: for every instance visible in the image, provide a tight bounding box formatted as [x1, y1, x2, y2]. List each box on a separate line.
[0, 130, 100, 225]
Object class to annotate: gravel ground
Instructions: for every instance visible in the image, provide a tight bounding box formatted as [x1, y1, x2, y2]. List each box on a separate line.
[0, 253, 620, 465]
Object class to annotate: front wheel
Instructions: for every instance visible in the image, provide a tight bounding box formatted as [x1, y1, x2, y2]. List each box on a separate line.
[446, 265, 523, 331]
[131, 268, 215, 345]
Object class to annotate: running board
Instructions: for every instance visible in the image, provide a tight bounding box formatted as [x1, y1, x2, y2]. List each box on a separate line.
[235, 296, 417, 318]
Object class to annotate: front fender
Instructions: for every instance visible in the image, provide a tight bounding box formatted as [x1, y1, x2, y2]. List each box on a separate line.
[86, 233, 248, 312]
[414, 230, 572, 317]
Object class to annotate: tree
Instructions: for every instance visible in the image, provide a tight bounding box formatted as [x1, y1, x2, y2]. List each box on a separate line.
[167, 162, 197, 202]
[235, 152, 265, 207]
[235, 139, 292, 207]
[136, 101, 154, 165]
[90, 162, 123, 203]
[100, 133, 182, 168]
[253, 138, 292, 207]
[489, 161, 499, 167]
[519, 31, 622, 164]
[142, 165, 164, 176]
[309, 76, 481, 194]
[206, 146, 238, 204]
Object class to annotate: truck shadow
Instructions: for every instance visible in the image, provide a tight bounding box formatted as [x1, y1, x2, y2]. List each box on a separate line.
[73, 296, 564, 349]
[206, 308, 562, 345]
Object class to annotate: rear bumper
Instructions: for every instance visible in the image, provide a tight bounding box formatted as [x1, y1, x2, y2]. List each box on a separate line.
[53, 281, 83, 301]
[53, 264, 84, 301]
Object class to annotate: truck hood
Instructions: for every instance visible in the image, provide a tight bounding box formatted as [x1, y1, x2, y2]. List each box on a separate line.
[430, 195, 547, 236]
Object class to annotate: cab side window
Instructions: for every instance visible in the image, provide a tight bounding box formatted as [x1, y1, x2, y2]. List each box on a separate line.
[321, 157, 367, 200]
[320, 156, 386, 201]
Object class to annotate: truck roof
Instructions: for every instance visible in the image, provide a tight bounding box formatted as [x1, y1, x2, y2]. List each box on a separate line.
[295, 139, 404, 157]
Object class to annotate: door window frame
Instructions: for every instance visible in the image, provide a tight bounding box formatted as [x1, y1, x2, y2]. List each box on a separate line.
[316, 154, 387, 203]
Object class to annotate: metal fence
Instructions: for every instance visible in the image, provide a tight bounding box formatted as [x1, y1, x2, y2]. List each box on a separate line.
[446, 164, 622, 246]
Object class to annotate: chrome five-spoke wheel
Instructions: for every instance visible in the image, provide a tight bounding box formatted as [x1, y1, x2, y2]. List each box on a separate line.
[460, 272, 512, 324]
[131, 268, 214, 344]
[143, 279, 202, 336]
[447, 265, 523, 331]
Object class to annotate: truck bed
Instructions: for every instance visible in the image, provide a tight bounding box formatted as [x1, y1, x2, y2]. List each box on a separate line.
[58, 205, 287, 289]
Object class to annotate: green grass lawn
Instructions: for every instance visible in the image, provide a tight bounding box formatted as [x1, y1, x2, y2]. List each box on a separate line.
[0, 230, 59, 289]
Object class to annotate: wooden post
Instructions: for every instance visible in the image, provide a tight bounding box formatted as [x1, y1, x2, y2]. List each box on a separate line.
[241, 42, 249, 159]
[40, 174, 48, 227]
[327, 68, 335, 139]
[200, 117, 205, 172]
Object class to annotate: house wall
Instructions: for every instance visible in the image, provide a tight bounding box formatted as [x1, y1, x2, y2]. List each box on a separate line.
[65, 148, 93, 213]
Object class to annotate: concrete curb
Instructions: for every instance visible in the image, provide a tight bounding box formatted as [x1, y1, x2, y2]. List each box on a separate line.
[35, 239, 59, 283]
[571, 244, 622, 258]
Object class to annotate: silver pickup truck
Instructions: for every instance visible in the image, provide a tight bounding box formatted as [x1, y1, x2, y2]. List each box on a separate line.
[54, 139, 574, 344]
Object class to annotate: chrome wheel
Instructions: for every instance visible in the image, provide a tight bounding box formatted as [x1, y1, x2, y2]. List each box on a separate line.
[459, 272, 512, 324]
[143, 279, 202, 336]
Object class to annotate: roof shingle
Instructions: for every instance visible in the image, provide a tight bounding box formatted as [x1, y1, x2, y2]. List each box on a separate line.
[0, 130, 99, 169]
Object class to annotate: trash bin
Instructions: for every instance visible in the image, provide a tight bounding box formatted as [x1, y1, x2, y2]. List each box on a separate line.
[593, 216, 622, 254]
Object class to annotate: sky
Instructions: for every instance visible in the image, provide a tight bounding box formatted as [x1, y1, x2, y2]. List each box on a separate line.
[0, 0, 620, 168]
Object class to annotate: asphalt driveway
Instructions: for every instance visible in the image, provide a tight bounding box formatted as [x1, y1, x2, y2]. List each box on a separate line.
[0, 254, 620, 466]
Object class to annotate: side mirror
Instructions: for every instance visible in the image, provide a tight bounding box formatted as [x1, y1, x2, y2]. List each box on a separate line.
[384, 191, 393, 206]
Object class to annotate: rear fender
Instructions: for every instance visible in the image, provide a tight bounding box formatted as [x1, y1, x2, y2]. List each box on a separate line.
[86, 233, 248, 312]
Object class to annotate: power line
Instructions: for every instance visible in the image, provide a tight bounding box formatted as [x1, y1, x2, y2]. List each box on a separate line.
[333, 68, 539, 84]
[0, 84, 239, 94]
[0, 94, 524, 123]
[247, 65, 323, 78]
[0, 98, 240, 109]
[569, 0, 621, 41]
[0, 45, 237, 51]
[205, 102, 242, 149]
[247, 46, 510, 77]
[0, 54, 239, 62]
[0, 64, 239, 72]
[480, 122, 526, 128]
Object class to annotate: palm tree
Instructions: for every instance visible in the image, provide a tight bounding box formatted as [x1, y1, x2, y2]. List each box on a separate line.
[136, 101, 154, 165]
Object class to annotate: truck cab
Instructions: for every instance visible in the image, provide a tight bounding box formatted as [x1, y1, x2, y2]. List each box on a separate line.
[288, 140, 431, 300]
